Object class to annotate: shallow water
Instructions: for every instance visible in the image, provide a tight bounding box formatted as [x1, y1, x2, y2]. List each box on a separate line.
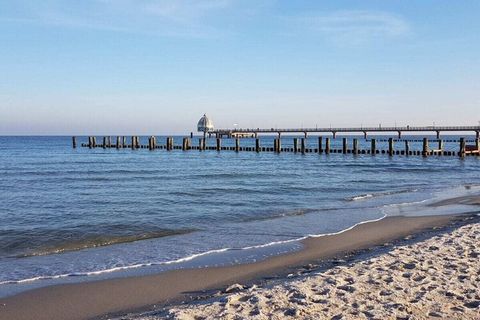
[0, 135, 479, 297]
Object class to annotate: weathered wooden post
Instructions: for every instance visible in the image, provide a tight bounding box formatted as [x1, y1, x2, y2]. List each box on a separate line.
[235, 138, 240, 152]
[301, 138, 306, 154]
[277, 138, 282, 153]
[388, 138, 394, 156]
[255, 138, 260, 152]
[318, 136, 323, 153]
[325, 137, 330, 154]
[459, 138, 465, 157]
[102, 137, 107, 149]
[438, 139, 444, 151]
[371, 139, 376, 155]
[131, 136, 136, 150]
[136, 136, 141, 149]
[293, 138, 298, 153]
[116, 136, 120, 149]
[107, 136, 111, 148]
[122, 136, 127, 148]
[342, 138, 347, 154]
[199, 138, 203, 151]
[353, 138, 358, 155]
[475, 138, 480, 150]
[72, 136, 77, 148]
[405, 141, 410, 155]
[148, 137, 152, 150]
[216, 138, 221, 151]
[88, 136, 92, 148]
[92, 136, 97, 148]
[182, 137, 188, 151]
[422, 138, 429, 157]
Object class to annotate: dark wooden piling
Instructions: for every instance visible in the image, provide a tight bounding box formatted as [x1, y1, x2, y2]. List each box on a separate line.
[122, 136, 126, 148]
[182, 137, 188, 151]
[235, 138, 240, 152]
[459, 138, 465, 157]
[476, 138, 480, 150]
[255, 138, 260, 153]
[92, 136, 97, 148]
[422, 138, 429, 157]
[293, 138, 298, 153]
[107, 136, 111, 148]
[88, 136, 92, 148]
[342, 138, 347, 154]
[216, 138, 221, 151]
[301, 138, 305, 154]
[325, 137, 330, 154]
[318, 136, 323, 153]
[72, 136, 77, 148]
[388, 138, 394, 156]
[371, 139, 376, 155]
[353, 138, 358, 155]
[405, 141, 410, 155]
[102, 137, 107, 149]
[131, 136, 136, 150]
[438, 139, 444, 151]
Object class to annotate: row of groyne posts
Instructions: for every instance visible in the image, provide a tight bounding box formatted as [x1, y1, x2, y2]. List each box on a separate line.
[73, 135, 480, 157]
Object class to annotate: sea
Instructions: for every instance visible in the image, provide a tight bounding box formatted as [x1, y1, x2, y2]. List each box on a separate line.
[1, 135, 480, 298]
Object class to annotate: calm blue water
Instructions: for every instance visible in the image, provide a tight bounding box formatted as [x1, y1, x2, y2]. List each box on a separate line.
[1, 135, 479, 297]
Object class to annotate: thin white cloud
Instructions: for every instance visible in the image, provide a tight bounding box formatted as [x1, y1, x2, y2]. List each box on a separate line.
[0, 0, 265, 38]
[290, 10, 410, 45]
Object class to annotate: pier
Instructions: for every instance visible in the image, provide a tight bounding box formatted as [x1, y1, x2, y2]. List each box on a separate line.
[212, 125, 480, 140]
[76, 134, 480, 158]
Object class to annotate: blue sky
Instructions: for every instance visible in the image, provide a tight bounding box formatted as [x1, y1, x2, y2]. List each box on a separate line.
[0, 0, 479, 134]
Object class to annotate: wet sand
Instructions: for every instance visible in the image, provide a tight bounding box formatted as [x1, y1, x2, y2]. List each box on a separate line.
[1, 212, 473, 320]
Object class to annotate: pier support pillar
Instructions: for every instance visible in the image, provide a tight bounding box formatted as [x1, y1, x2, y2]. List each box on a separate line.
[332, 132, 336, 139]
[318, 136, 323, 153]
[301, 138, 306, 154]
[182, 137, 188, 151]
[255, 138, 260, 152]
[476, 138, 480, 150]
[304, 132, 307, 139]
[363, 131, 367, 139]
[459, 138, 465, 157]
[436, 131, 440, 139]
[107, 136, 111, 148]
[388, 138, 394, 156]
[216, 138, 221, 151]
[116, 136, 120, 149]
[235, 138, 240, 152]
[342, 138, 347, 154]
[88, 137, 92, 149]
[353, 138, 358, 155]
[398, 131, 402, 139]
[293, 138, 298, 153]
[325, 138, 330, 154]
[476, 131, 479, 139]
[92, 137, 96, 148]
[371, 139, 376, 155]
[131, 136, 135, 150]
[422, 138, 429, 157]
[405, 141, 410, 155]
[438, 139, 444, 151]
[122, 136, 127, 148]
[72, 136, 77, 148]
[102, 137, 107, 149]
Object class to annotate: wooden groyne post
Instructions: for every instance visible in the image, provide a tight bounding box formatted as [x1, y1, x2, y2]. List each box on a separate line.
[255, 138, 260, 153]
[422, 138, 429, 157]
[318, 136, 323, 153]
[405, 141, 410, 155]
[342, 138, 347, 154]
[102, 137, 107, 149]
[301, 138, 306, 154]
[293, 138, 298, 153]
[325, 137, 330, 154]
[72, 136, 77, 148]
[131, 136, 136, 150]
[459, 138, 465, 157]
[371, 139, 376, 155]
[235, 138, 240, 152]
[216, 138, 221, 151]
[388, 138, 394, 156]
[353, 138, 358, 155]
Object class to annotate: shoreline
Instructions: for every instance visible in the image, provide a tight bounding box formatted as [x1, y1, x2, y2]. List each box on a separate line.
[1, 212, 477, 320]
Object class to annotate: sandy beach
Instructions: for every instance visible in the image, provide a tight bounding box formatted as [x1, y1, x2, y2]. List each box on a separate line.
[163, 220, 480, 320]
[1, 206, 479, 320]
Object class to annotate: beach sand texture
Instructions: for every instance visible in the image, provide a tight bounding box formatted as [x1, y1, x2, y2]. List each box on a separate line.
[159, 222, 480, 319]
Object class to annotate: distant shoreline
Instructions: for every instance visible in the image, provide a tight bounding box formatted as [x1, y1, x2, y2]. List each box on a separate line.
[1, 197, 479, 320]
